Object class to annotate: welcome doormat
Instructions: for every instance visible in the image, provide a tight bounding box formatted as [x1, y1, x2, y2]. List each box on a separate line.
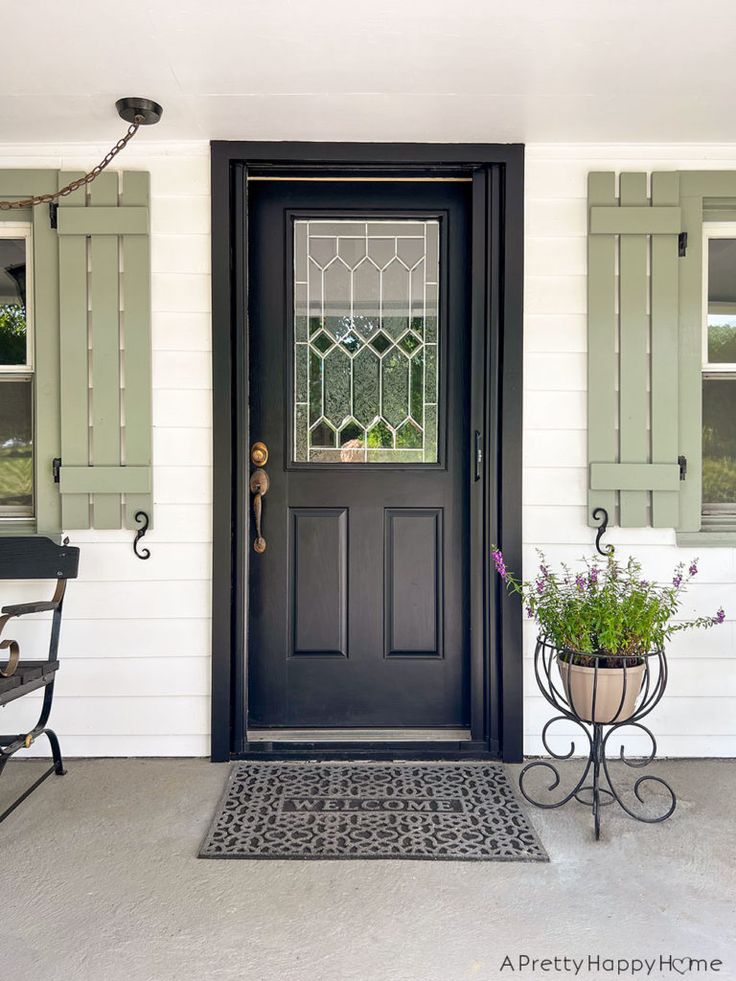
[199, 761, 547, 861]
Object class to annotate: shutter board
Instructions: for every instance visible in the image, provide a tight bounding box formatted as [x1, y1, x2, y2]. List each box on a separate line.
[618, 173, 649, 526]
[89, 173, 122, 529]
[121, 172, 152, 531]
[59, 466, 151, 494]
[58, 173, 90, 530]
[678, 195, 705, 533]
[57, 207, 148, 236]
[31, 175, 63, 536]
[587, 172, 684, 529]
[590, 463, 680, 492]
[587, 173, 618, 524]
[650, 173, 681, 527]
[590, 206, 681, 235]
[57, 171, 152, 531]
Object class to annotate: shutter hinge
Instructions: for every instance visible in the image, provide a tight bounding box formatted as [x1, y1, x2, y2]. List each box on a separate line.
[678, 455, 687, 480]
[678, 232, 687, 257]
[49, 203, 58, 230]
[52, 457, 61, 484]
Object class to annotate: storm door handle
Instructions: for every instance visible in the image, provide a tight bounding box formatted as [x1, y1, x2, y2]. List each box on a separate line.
[249, 469, 270, 553]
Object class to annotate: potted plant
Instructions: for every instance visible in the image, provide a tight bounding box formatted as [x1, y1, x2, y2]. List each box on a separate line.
[491, 549, 725, 724]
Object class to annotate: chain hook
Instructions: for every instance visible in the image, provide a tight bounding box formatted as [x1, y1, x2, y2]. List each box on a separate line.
[593, 507, 615, 558]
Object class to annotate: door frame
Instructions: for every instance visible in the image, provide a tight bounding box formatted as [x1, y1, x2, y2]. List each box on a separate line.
[210, 142, 524, 763]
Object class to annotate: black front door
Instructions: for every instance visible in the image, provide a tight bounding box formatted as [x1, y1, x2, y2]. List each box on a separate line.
[247, 178, 472, 729]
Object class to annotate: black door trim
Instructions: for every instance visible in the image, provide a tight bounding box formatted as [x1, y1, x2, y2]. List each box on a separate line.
[210, 142, 524, 763]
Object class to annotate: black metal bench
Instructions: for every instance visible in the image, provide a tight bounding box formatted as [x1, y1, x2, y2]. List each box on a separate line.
[0, 537, 79, 823]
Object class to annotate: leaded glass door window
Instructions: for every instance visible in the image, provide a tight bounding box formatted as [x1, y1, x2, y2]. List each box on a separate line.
[293, 219, 440, 463]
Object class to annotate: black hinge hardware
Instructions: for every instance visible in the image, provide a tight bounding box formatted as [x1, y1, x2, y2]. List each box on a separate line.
[678, 232, 687, 257]
[52, 458, 61, 483]
[678, 455, 687, 480]
[49, 203, 58, 229]
[474, 431, 483, 482]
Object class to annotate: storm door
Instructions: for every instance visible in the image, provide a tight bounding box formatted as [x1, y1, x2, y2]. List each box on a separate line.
[247, 179, 471, 729]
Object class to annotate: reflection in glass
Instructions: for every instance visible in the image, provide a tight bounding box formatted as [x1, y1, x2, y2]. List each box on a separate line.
[0, 379, 33, 513]
[707, 240, 736, 363]
[293, 219, 439, 463]
[703, 378, 736, 506]
[0, 237, 28, 366]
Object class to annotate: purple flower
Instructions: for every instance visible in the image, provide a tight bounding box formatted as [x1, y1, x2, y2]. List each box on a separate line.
[689, 561, 699, 577]
[492, 549, 507, 580]
[525, 606, 534, 618]
[535, 577, 545, 595]
[588, 567, 599, 586]
[673, 573, 682, 589]
[575, 573, 585, 591]
[714, 608, 726, 625]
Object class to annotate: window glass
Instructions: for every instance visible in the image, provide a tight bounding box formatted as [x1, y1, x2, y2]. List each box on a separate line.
[707, 239, 736, 363]
[702, 378, 736, 505]
[0, 379, 33, 513]
[0, 237, 28, 366]
[0, 227, 33, 517]
[292, 218, 440, 463]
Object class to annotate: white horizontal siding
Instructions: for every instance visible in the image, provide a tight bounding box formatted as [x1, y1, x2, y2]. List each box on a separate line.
[523, 143, 736, 757]
[0, 697, 209, 738]
[5, 140, 736, 760]
[0, 143, 213, 758]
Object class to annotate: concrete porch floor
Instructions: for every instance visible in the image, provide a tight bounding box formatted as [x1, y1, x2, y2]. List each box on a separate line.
[1, 759, 734, 981]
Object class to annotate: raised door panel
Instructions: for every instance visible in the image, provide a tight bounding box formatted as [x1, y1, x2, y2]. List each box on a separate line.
[384, 508, 443, 658]
[290, 508, 348, 657]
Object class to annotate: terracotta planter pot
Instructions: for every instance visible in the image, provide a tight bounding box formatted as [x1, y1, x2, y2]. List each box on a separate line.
[557, 658, 646, 724]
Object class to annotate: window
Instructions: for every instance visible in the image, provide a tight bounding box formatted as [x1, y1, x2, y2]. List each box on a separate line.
[702, 225, 736, 516]
[292, 219, 440, 463]
[0, 223, 33, 519]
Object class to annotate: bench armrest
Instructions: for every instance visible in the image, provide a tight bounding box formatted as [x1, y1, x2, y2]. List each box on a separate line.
[1, 600, 61, 616]
[0, 579, 68, 619]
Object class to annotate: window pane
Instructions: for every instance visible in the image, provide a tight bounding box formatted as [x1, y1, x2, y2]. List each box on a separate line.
[0, 237, 28, 366]
[293, 219, 439, 463]
[0, 378, 33, 513]
[707, 239, 736, 362]
[703, 377, 736, 505]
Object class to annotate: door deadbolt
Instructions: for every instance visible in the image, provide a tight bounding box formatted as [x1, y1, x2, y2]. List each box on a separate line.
[251, 441, 269, 467]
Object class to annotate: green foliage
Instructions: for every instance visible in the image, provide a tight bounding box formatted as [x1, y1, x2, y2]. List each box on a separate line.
[491, 549, 724, 666]
[0, 304, 27, 365]
[703, 455, 736, 503]
[708, 323, 736, 362]
[0, 446, 32, 507]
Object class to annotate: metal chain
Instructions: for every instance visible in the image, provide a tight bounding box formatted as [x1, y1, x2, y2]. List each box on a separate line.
[0, 117, 142, 210]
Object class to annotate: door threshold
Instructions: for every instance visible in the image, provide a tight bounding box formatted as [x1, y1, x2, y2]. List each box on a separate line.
[246, 727, 472, 743]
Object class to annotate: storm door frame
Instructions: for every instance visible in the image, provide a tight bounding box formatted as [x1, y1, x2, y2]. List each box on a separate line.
[210, 142, 524, 762]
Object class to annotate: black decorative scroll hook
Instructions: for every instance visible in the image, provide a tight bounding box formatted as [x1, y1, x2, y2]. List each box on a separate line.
[133, 511, 151, 561]
[592, 507, 615, 558]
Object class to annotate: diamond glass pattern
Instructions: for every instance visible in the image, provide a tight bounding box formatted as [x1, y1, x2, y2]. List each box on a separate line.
[293, 219, 440, 463]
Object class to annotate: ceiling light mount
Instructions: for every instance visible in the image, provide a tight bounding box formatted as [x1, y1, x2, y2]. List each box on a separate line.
[0, 98, 164, 212]
[115, 97, 164, 127]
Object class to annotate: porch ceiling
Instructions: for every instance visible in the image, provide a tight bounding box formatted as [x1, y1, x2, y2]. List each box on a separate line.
[2, 0, 735, 145]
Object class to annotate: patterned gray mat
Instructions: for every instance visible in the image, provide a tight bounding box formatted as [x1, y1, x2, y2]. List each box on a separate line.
[199, 761, 548, 861]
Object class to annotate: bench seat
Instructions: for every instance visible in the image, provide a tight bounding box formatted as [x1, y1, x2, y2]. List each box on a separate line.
[0, 661, 60, 707]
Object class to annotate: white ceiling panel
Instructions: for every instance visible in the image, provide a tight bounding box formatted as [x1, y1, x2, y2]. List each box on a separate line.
[0, 0, 735, 143]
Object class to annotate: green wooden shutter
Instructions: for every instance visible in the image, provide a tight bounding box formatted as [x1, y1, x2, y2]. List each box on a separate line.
[588, 172, 684, 528]
[56, 170, 152, 530]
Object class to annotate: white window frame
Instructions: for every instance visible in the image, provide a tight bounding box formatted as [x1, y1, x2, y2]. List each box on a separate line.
[0, 220, 34, 519]
[701, 221, 736, 516]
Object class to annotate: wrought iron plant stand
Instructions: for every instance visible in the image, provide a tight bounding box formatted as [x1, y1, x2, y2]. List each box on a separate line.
[519, 637, 676, 840]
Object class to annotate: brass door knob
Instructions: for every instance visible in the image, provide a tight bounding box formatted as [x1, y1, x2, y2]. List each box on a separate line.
[251, 441, 268, 467]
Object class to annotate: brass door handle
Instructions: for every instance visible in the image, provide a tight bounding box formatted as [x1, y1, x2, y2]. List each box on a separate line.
[249, 468, 270, 553]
